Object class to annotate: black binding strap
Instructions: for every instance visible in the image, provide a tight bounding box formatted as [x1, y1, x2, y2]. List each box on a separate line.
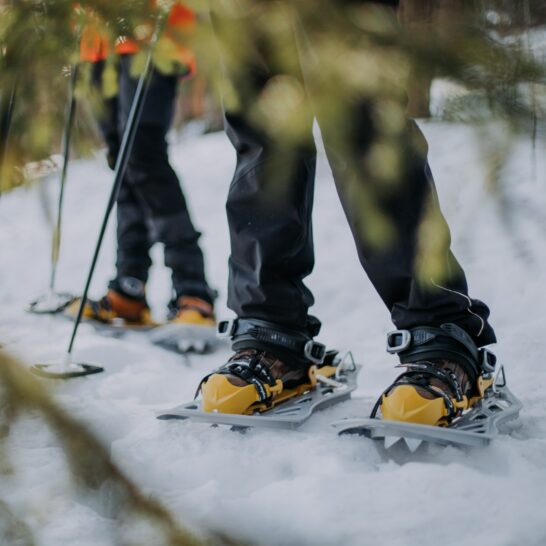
[217, 318, 326, 365]
[386, 323, 495, 382]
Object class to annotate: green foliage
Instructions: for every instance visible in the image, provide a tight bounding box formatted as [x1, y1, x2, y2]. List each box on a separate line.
[0, 7, 543, 302]
[190, 0, 544, 281]
[0, 0, 157, 192]
[1, 0, 543, 195]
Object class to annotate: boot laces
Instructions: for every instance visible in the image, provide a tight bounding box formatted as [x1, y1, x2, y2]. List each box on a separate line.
[372, 359, 472, 421]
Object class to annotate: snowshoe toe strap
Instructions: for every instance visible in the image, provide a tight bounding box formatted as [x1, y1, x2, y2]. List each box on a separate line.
[222, 358, 277, 402]
[400, 363, 464, 402]
[371, 361, 468, 420]
[196, 352, 280, 403]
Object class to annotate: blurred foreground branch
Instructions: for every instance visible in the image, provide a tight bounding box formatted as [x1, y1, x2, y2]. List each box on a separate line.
[1, 0, 544, 186]
[0, 349, 237, 546]
[0, 0, 545, 278]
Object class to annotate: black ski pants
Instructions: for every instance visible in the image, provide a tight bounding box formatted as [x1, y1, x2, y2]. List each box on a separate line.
[213, 0, 496, 346]
[92, 56, 213, 303]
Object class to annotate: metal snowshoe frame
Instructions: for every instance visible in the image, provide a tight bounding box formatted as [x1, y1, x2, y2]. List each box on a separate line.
[334, 364, 522, 451]
[158, 351, 361, 429]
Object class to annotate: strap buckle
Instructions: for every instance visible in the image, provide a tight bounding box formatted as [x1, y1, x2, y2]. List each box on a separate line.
[217, 319, 236, 339]
[386, 330, 411, 354]
[304, 340, 326, 364]
[480, 348, 497, 373]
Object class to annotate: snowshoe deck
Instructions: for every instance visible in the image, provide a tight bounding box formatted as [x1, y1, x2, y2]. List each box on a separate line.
[57, 305, 157, 337]
[335, 367, 522, 450]
[68, 315, 157, 338]
[158, 353, 360, 430]
[27, 292, 77, 314]
[88, 319, 157, 335]
[57, 308, 220, 353]
[31, 362, 104, 379]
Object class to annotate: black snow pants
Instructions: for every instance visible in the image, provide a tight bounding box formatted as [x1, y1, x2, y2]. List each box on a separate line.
[213, 0, 496, 347]
[92, 56, 213, 303]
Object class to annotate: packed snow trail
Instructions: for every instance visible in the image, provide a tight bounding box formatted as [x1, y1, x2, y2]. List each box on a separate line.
[1, 122, 546, 546]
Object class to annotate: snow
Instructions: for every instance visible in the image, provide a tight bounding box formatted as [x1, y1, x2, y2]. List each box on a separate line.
[1, 120, 546, 545]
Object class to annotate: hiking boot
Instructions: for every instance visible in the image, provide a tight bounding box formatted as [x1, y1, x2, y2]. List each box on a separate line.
[375, 324, 495, 426]
[199, 348, 313, 414]
[170, 296, 216, 327]
[65, 283, 153, 327]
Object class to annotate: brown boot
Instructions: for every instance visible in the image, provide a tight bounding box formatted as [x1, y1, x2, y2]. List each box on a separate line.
[223, 349, 309, 387]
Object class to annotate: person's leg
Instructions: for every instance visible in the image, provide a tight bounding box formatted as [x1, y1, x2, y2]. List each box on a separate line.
[212, 5, 318, 335]
[117, 55, 214, 305]
[293, 0, 495, 348]
[91, 60, 152, 294]
[326, 117, 495, 346]
[293, 0, 495, 425]
[90, 60, 121, 169]
[196, 5, 325, 415]
[114, 181, 153, 287]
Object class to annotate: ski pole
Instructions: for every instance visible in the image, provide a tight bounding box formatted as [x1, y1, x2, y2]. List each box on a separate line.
[49, 64, 78, 293]
[64, 46, 157, 365]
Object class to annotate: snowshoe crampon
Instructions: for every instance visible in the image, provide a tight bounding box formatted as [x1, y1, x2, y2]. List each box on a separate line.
[334, 366, 522, 451]
[158, 351, 360, 430]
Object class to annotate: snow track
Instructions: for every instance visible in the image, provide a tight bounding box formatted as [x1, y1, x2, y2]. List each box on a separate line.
[1, 123, 546, 545]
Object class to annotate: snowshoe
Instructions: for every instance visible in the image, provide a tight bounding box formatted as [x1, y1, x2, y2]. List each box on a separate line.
[64, 280, 155, 334]
[335, 324, 522, 450]
[31, 360, 105, 380]
[28, 290, 77, 314]
[148, 296, 218, 353]
[158, 318, 360, 429]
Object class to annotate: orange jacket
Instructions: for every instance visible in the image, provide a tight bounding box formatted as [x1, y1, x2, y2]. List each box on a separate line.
[79, 3, 196, 74]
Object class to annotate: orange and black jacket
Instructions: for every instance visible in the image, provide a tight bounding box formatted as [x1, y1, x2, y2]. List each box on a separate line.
[79, 3, 196, 75]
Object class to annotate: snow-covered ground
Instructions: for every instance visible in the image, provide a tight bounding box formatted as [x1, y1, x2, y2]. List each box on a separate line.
[1, 120, 546, 546]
